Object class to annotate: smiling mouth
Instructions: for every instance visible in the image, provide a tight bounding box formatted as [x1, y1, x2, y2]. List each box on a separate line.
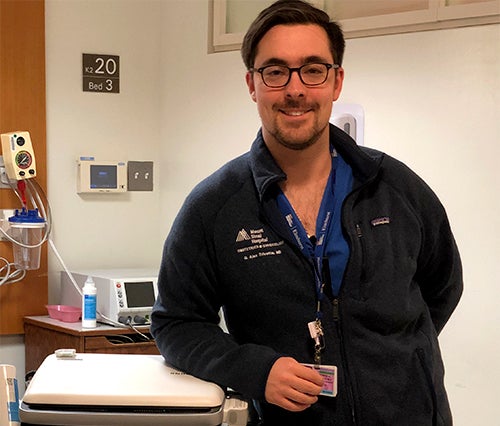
[280, 109, 311, 117]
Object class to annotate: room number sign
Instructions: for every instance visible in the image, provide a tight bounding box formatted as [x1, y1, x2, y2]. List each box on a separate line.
[82, 53, 120, 93]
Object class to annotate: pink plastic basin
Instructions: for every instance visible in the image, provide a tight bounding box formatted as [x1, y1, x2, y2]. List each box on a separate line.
[46, 305, 82, 323]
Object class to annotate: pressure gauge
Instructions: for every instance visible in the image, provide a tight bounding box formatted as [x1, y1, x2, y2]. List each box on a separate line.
[16, 151, 33, 169]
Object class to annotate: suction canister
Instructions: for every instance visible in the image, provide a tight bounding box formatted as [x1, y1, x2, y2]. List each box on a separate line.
[8, 208, 46, 270]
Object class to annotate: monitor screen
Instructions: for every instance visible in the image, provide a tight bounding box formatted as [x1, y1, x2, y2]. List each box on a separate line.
[124, 281, 156, 308]
[90, 165, 117, 189]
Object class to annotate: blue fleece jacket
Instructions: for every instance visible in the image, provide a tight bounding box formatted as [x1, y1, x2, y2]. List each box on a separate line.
[151, 124, 463, 425]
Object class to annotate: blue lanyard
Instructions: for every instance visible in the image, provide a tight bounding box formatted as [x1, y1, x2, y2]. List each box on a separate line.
[277, 154, 338, 320]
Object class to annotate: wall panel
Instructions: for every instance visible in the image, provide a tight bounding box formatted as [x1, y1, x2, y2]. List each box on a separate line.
[0, 0, 47, 334]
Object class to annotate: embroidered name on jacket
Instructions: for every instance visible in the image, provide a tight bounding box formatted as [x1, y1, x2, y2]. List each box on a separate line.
[235, 227, 284, 260]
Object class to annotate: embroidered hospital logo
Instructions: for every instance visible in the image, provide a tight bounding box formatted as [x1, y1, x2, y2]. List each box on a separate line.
[235, 227, 284, 260]
[236, 228, 268, 244]
[236, 229, 251, 242]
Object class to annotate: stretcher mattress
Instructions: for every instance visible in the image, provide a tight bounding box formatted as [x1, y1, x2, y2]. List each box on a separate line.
[20, 353, 225, 425]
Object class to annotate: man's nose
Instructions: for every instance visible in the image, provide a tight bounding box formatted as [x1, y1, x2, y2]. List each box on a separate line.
[285, 70, 306, 96]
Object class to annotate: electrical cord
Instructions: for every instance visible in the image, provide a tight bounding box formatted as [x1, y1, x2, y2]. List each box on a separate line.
[118, 315, 151, 341]
[0, 256, 26, 286]
[130, 324, 151, 341]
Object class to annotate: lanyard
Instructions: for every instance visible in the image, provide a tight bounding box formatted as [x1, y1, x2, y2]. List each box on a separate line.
[276, 153, 338, 321]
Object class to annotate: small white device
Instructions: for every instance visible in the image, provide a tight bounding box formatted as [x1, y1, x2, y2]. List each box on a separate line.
[223, 395, 249, 426]
[60, 269, 158, 325]
[0, 131, 37, 180]
[77, 157, 127, 193]
[330, 103, 365, 146]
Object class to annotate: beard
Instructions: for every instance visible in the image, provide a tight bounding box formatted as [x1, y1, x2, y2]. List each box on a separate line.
[263, 100, 329, 151]
[271, 125, 324, 151]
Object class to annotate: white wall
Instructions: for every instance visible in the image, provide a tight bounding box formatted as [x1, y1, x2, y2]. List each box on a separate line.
[0, 1, 498, 424]
[158, 2, 259, 229]
[45, 0, 164, 283]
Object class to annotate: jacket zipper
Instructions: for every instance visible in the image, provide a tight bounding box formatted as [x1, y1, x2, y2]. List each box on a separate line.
[333, 298, 357, 425]
[355, 223, 367, 285]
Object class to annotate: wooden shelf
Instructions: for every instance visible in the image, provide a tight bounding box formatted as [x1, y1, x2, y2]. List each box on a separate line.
[24, 316, 160, 373]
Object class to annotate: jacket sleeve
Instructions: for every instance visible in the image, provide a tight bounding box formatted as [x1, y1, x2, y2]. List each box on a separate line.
[414, 187, 463, 334]
[150, 191, 280, 400]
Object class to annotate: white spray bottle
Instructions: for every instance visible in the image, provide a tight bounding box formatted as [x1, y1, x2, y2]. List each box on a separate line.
[81, 276, 97, 328]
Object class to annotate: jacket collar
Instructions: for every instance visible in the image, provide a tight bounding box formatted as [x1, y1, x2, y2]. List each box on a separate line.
[249, 124, 382, 201]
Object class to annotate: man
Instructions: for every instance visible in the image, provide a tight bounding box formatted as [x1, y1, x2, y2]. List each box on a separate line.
[151, 1, 463, 425]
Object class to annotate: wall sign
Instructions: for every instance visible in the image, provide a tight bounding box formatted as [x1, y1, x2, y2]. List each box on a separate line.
[82, 53, 120, 93]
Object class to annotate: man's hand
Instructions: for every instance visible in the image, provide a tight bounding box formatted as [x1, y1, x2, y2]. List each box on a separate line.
[265, 357, 324, 412]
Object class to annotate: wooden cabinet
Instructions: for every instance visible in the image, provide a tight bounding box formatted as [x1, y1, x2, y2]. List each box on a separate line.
[24, 316, 160, 373]
[210, 0, 500, 52]
[0, 0, 48, 335]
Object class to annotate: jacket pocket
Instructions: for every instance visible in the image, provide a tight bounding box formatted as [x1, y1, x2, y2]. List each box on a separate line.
[352, 220, 419, 303]
[355, 223, 369, 298]
[416, 348, 439, 426]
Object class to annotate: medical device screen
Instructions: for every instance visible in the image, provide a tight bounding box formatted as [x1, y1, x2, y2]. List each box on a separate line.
[90, 165, 117, 189]
[124, 281, 156, 307]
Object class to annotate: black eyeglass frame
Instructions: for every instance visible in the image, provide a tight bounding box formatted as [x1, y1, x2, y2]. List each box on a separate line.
[251, 63, 340, 88]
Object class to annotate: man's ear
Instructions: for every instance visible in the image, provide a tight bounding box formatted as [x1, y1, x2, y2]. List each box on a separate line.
[333, 67, 344, 101]
[246, 72, 257, 103]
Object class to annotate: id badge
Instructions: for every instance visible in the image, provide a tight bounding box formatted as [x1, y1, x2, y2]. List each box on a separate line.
[302, 363, 338, 397]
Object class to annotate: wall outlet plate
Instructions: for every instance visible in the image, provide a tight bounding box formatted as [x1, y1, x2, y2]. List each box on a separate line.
[0, 209, 16, 241]
[0, 155, 13, 189]
[127, 161, 153, 191]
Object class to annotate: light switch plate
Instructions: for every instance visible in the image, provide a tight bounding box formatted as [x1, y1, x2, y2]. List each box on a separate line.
[127, 161, 153, 191]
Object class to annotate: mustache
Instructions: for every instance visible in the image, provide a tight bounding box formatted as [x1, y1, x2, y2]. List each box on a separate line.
[277, 100, 316, 109]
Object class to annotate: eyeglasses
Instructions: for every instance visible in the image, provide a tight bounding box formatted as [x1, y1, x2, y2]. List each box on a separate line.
[252, 63, 339, 88]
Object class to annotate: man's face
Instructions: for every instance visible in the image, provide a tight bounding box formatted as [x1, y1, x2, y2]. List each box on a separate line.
[246, 24, 344, 151]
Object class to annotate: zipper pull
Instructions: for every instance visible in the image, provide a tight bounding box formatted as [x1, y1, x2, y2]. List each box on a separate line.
[355, 223, 362, 238]
[332, 298, 340, 321]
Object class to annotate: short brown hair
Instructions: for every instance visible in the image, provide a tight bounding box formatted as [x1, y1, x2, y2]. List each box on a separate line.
[241, 0, 345, 70]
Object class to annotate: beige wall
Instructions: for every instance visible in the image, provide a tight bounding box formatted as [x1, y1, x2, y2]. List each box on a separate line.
[0, 1, 498, 424]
